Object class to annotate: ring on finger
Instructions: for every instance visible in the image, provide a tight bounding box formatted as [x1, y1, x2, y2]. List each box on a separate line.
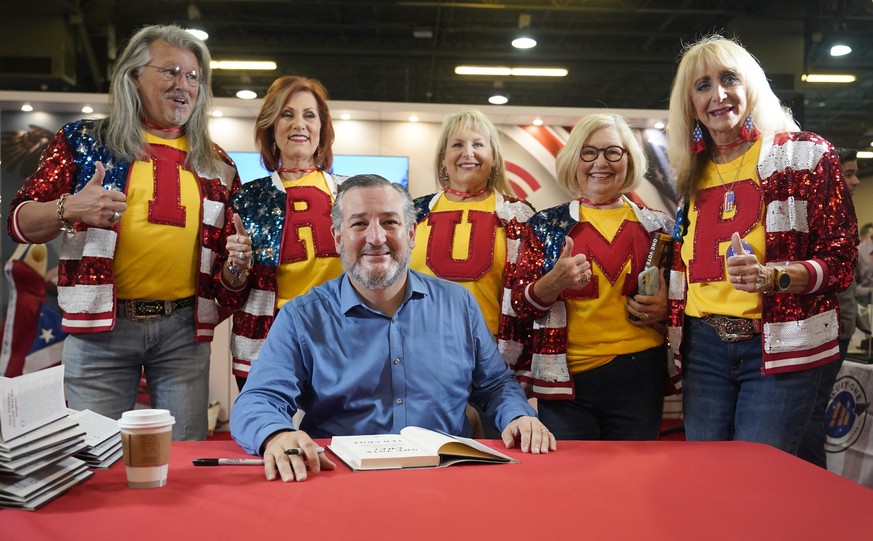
[111, 211, 121, 223]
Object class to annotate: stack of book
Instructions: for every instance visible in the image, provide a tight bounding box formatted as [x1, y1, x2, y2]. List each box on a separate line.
[70, 408, 122, 468]
[0, 366, 94, 510]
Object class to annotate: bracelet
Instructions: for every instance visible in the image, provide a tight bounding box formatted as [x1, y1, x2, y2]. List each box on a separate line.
[225, 259, 251, 284]
[57, 193, 76, 237]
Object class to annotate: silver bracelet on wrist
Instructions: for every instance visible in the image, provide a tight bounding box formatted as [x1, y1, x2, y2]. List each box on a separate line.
[57, 193, 75, 237]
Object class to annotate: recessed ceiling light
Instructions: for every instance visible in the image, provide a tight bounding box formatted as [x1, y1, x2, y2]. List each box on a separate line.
[801, 73, 856, 83]
[211, 110, 223, 117]
[186, 28, 209, 41]
[81, 105, 94, 114]
[830, 44, 852, 56]
[408, 115, 420, 123]
[532, 118, 543, 126]
[21, 104, 33, 112]
[211, 61, 277, 70]
[339, 113, 351, 120]
[654, 121, 665, 130]
[512, 37, 537, 49]
[488, 94, 509, 105]
[236, 90, 257, 100]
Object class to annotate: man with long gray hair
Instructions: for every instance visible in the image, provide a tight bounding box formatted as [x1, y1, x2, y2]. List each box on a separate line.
[7, 24, 241, 440]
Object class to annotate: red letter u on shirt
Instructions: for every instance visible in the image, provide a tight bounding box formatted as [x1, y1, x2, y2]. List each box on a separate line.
[424, 210, 499, 281]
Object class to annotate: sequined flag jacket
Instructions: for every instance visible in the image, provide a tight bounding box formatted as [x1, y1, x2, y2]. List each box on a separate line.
[7, 120, 241, 341]
[509, 196, 675, 399]
[414, 192, 536, 372]
[667, 131, 858, 376]
[222, 172, 345, 378]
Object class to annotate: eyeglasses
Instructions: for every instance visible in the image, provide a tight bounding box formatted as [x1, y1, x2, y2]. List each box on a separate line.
[579, 146, 627, 163]
[144, 65, 201, 87]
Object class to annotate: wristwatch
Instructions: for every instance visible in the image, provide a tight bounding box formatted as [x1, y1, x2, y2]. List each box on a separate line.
[774, 266, 791, 293]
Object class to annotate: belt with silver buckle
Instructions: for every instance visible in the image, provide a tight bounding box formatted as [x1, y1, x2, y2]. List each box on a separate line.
[119, 296, 195, 321]
[700, 315, 761, 343]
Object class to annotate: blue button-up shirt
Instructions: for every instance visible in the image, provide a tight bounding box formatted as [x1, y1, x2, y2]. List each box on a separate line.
[231, 270, 535, 455]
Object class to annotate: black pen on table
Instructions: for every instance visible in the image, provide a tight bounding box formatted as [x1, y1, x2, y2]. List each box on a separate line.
[193, 447, 325, 466]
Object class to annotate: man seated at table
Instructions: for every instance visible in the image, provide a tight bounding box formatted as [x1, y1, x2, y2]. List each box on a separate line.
[230, 174, 556, 481]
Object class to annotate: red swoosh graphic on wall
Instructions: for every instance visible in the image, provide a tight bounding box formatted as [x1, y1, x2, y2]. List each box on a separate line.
[521, 125, 568, 157]
[505, 160, 541, 198]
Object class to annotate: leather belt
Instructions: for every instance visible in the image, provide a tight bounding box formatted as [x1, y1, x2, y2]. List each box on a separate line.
[119, 296, 195, 321]
[700, 315, 761, 343]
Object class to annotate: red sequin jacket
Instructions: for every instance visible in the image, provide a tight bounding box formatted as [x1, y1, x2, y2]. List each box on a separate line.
[414, 192, 536, 370]
[509, 197, 675, 400]
[667, 132, 858, 376]
[222, 172, 345, 378]
[7, 120, 241, 341]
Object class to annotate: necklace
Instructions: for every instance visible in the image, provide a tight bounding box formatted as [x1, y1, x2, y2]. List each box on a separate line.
[578, 196, 622, 207]
[713, 151, 747, 213]
[142, 120, 183, 133]
[444, 185, 489, 199]
[714, 137, 745, 151]
[277, 167, 319, 174]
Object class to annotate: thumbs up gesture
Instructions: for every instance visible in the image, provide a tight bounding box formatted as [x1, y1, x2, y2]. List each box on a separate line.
[726, 232, 770, 293]
[64, 161, 128, 227]
[225, 213, 253, 272]
[532, 236, 592, 305]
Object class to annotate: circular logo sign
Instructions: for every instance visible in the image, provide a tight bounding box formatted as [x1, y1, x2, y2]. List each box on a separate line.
[826, 375, 869, 453]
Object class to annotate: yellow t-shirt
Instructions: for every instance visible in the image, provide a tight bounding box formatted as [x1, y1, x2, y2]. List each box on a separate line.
[276, 171, 343, 307]
[114, 133, 199, 300]
[410, 193, 507, 335]
[565, 204, 664, 374]
[683, 140, 765, 319]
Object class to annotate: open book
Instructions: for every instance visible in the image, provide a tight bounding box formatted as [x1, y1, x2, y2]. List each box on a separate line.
[329, 426, 517, 471]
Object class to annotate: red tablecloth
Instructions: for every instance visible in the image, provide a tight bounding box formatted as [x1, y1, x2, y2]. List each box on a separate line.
[5, 439, 872, 540]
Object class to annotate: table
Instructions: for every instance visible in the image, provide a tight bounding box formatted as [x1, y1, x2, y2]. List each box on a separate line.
[5, 439, 873, 540]
[827, 359, 873, 487]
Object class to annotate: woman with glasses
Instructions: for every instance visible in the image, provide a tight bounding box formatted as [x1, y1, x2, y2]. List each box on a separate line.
[665, 35, 856, 456]
[222, 75, 345, 390]
[509, 113, 673, 440]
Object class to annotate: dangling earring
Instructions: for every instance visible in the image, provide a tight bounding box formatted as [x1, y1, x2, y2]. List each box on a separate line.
[690, 122, 706, 154]
[740, 115, 760, 142]
[439, 166, 449, 184]
[488, 166, 496, 185]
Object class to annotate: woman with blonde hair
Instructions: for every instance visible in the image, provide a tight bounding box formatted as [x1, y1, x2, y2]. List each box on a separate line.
[510, 113, 673, 440]
[665, 35, 856, 455]
[411, 111, 534, 436]
[412, 110, 533, 368]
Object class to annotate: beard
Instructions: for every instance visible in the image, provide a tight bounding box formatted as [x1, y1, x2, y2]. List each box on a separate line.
[340, 243, 410, 290]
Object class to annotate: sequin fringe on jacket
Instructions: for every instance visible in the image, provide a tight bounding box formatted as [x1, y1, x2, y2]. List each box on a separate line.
[7, 120, 241, 341]
[510, 197, 675, 399]
[667, 132, 858, 377]
[414, 192, 536, 371]
[224, 172, 345, 378]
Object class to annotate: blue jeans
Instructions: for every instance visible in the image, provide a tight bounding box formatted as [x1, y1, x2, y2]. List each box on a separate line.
[538, 346, 667, 440]
[796, 339, 846, 467]
[63, 304, 210, 440]
[681, 317, 824, 454]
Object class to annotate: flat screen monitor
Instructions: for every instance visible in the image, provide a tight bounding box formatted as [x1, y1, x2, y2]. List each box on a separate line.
[229, 152, 409, 189]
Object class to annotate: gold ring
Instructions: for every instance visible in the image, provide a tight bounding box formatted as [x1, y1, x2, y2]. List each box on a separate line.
[642, 313, 649, 320]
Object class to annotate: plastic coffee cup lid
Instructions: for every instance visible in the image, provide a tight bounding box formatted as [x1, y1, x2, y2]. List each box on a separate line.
[117, 409, 176, 429]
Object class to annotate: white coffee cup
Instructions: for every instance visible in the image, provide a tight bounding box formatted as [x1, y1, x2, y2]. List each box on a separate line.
[117, 409, 175, 489]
